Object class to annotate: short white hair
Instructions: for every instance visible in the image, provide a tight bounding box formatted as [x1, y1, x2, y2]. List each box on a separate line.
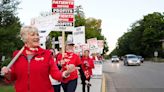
[20, 26, 38, 42]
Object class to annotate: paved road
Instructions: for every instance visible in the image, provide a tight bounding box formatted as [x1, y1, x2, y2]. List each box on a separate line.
[103, 60, 164, 92]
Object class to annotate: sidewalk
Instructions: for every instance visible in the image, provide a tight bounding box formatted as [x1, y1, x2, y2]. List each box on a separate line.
[76, 76, 102, 92]
[61, 75, 103, 92]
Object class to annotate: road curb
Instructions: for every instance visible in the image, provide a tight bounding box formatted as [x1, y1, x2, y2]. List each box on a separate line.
[101, 74, 106, 92]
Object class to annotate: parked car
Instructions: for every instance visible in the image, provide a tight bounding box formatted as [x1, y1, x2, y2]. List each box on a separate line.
[123, 54, 141, 66]
[111, 56, 119, 63]
[137, 55, 144, 63]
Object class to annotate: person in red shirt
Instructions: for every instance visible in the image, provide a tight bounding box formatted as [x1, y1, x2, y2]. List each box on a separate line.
[81, 50, 95, 92]
[0, 26, 75, 92]
[56, 41, 85, 92]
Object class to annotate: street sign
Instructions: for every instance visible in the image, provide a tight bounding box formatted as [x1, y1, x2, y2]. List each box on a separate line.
[154, 51, 158, 57]
[1, 56, 5, 62]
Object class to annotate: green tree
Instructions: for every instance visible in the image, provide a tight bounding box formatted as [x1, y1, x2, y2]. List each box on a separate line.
[85, 18, 102, 39]
[141, 12, 164, 57]
[111, 12, 164, 58]
[74, 5, 109, 55]
[75, 5, 85, 27]
[0, 0, 22, 61]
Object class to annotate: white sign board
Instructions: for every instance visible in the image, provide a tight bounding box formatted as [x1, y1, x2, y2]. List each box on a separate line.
[54, 26, 75, 32]
[97, 40, 104, 54]
[31, 14, 59, 31]
[87, 38, 99, 54]
[73, 26, 85, 45]
[81, 44, 89, 51]
[154, 51, 158, 57]
[1, 56, 5, 62]
[67, 34, 73, 42]
[92, 61, 102, 76]
[31, 14, 59, 49]
[52, 0, 74, 31]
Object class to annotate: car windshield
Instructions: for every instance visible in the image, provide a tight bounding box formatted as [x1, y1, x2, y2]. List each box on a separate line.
[137, 56, 142, 58]
[128, 55, 137, 59]
[112, 56, 118, 58]
[112, 57, 118, 59]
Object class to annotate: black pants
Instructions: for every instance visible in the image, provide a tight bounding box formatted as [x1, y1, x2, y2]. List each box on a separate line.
[61, 79, 78, 92]
[52, 84, 61, 92]
[81, 77, 91, 92]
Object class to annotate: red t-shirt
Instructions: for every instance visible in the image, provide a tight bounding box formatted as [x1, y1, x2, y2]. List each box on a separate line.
[56, 52, 81, 83]
[81, 56, 95, 79]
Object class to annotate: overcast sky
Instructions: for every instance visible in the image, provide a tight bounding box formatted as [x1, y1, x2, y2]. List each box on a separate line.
[17, 0, 164, 52]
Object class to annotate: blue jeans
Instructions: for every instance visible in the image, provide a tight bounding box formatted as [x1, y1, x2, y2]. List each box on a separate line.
[61, 79, 78, 92]
[52, 84, 61, 92]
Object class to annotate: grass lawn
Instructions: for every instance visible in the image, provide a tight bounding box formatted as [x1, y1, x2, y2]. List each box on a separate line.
[0, 85, 15, 92]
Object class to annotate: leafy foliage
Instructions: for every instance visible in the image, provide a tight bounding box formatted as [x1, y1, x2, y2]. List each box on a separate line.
[111, 12, 164, 58]
[0, 0, 22, 64]
[74, 6, 109, 54]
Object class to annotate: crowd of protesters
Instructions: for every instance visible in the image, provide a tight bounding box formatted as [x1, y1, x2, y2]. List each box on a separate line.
[0, 25, 104, 92]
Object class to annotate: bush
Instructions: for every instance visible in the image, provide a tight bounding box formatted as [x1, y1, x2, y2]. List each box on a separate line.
[145, 58, 164, 62]
[1, 58, 11, 68]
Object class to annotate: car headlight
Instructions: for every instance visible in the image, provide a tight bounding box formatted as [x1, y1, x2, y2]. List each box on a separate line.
[128, 60, 132, 63]
[137, 60, 141, 63]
